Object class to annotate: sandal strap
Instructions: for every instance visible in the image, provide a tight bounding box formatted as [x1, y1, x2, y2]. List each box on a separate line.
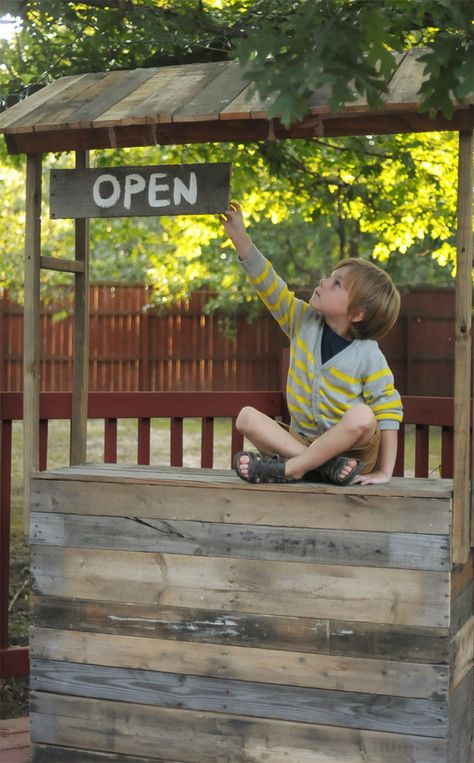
[240, 451, 286, 483]
[317, 456, 363, 485]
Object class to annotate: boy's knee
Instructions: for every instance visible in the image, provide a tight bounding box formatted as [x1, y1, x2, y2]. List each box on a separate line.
[345, 404, 377, 439]
[236, 406, 258, 434]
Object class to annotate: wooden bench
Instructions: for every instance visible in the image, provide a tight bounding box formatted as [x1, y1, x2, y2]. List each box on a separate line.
[29, 463, 472, 762]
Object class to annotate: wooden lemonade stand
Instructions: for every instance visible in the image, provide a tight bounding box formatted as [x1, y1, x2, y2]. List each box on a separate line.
[0, 54, 472, 762]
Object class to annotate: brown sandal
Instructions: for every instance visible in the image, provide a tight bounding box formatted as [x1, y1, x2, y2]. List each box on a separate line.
[233, 451, 288, 483]
[316, 456, 364, 485]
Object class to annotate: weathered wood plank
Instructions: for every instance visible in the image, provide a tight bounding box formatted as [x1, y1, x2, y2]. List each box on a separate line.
[31, 659, 447, 736]
[70, 149, 90, 466]
[93, 67, 178, 127]
[0, 74, 88, 130]
[450, 616, 473, 691]
[31, 476, 451, 534]
[221, 81, 277, 120]
[30, 511, 450, 570]
[383, 50, 428, 107]
[15, 73, 108, 133]
[447, 670, 473, 762]
[34, 71, 126, 132]
[30, 628, 448, 699]
[33, 746, 185, 763]
[31, 596, 449, 663]
[49, 163, 231, 219]
[127, 61, 228, 124]
[174, 62, 249, 121]
[30, 693, 449, 763]
[30, 546, 450, 627]
[453, 128, 473, 563]
[23, 153, 42, 533]
[66, 69, 157, 129]
[31, 462, 455, 497]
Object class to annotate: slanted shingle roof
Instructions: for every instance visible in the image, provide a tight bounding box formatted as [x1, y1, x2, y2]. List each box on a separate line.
[0, 52, 471, 154]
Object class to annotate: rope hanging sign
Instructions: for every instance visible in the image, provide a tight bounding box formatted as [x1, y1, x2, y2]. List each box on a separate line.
[50, 162, 231, 218]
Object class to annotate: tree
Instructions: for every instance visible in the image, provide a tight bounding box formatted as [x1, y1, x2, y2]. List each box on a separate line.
[0, 1, 467, 306]
[233, 0, 473, 125]
[1, 1, 471, 119]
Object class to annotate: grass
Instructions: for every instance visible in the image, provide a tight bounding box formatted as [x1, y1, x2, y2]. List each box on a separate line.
[2, 417, 444, 718]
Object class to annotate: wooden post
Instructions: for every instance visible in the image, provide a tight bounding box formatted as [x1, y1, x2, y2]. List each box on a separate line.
[23, 153, 42, 533]
[453, 129, 473, 563]
[70, 150, 90, 465]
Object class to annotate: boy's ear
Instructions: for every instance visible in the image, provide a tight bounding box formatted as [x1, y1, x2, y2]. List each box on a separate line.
[349, 308, 366, 324]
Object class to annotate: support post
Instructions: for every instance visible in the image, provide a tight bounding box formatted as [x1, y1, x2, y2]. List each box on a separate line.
[453, 129, 473, 563]
[70, 150, 90, 464]
[23, 153, 42, 533]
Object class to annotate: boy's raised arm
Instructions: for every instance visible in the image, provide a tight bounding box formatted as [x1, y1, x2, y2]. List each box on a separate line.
[219, 202, 253, 261]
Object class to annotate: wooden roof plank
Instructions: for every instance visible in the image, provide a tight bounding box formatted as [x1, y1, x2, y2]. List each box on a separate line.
[33, 71, 130, 133]
[123, 61, 229, 125]
[7, 72, 110, 134]
[64, 68, 158, 129]
[93, 66, 182, 126]
[0, 73, 90, 131]
[221, 81, 277, 120]
[173, 62, 249, 122]
[384, 49, 429, 108]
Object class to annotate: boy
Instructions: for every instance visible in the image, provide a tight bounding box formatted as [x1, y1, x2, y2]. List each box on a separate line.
[220, 202, 403, 486]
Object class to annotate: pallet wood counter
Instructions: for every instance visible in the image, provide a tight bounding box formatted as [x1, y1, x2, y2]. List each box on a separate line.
[29, 464, 473, 763]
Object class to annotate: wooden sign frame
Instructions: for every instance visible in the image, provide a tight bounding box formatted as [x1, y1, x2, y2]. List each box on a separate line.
[50, 162, 231, 219]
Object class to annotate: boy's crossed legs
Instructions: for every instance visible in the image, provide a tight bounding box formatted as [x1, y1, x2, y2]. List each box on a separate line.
[235, 404, 378, 483]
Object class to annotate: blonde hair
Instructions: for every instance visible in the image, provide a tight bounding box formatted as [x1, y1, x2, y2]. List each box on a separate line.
[334, 258, 400, 340]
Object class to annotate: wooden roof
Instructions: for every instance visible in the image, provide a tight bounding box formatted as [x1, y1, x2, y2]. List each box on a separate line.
[0, 52, 472, 154]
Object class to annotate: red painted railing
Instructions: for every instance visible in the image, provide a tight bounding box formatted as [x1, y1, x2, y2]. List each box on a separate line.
[0, 390, 455, 680]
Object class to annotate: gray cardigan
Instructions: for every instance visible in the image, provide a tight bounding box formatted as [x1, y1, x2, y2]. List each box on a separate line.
[241, 245, 403, 438]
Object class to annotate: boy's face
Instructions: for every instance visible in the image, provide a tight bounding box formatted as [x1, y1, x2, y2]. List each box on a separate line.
[309, 266, 352, 322]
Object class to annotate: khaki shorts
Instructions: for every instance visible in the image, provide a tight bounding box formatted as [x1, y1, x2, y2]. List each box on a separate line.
[281, 422, 381, 475]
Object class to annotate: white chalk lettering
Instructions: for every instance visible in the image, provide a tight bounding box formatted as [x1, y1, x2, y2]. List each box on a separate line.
[148, 173, 171, 208]
[92, 174, 121, 208]
[173, 172, 197, 206]
[123, 173, 146, 209]
[90, 170, 202, 211]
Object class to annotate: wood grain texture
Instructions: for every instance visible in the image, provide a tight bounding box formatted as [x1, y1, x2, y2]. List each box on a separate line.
[30, 628, 448, 699]
[23, 153, 42, 532]
[30, 511, 450, 570]
[31, 596, 450, 663]
[28, 466, 470, 762]
[30, 545, 450, 627]
[33, 746, 186, 763]
[30, 473, 452, 534]
[30, 693, 448, 763]
[31, 661, 448, 737]
[449, 616, 473, 691]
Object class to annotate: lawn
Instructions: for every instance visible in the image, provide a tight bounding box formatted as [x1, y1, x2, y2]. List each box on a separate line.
[2, 417, 443, 718]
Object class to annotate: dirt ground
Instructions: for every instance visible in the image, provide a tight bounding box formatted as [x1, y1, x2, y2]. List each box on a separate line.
[1, 526, 30, 719]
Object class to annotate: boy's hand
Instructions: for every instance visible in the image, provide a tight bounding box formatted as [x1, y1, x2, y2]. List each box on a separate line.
[351, 469, 392, 485]
[219, 201, 253, 260]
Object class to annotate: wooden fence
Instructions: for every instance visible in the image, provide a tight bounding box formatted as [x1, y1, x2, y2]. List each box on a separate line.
[0, 284, 464, 396]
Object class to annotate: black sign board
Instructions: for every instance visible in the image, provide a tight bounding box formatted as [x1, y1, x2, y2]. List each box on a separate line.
[50, 163, 231, 219]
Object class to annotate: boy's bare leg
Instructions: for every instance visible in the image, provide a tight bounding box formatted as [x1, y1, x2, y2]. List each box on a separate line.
[235, 406, 307, 479]
[235, 405, 375, 482]
[284, 405, 377, 480]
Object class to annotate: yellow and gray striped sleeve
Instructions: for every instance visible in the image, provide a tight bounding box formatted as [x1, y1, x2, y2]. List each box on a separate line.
[239, 245, 308, 338]
[363, 365, 403, 430]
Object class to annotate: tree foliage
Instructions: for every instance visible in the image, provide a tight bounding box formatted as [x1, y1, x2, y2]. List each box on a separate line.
[1, 1, 471, 118]
[0, 1, 468, 307]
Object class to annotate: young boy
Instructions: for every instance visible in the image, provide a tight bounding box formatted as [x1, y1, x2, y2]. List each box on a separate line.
[220, 202, 403, 486]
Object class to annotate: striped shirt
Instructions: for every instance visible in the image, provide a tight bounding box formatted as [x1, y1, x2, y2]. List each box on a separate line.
[241, 245, 403, 437]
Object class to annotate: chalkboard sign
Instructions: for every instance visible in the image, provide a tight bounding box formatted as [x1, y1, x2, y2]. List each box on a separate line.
[50, 163, 231, 219]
